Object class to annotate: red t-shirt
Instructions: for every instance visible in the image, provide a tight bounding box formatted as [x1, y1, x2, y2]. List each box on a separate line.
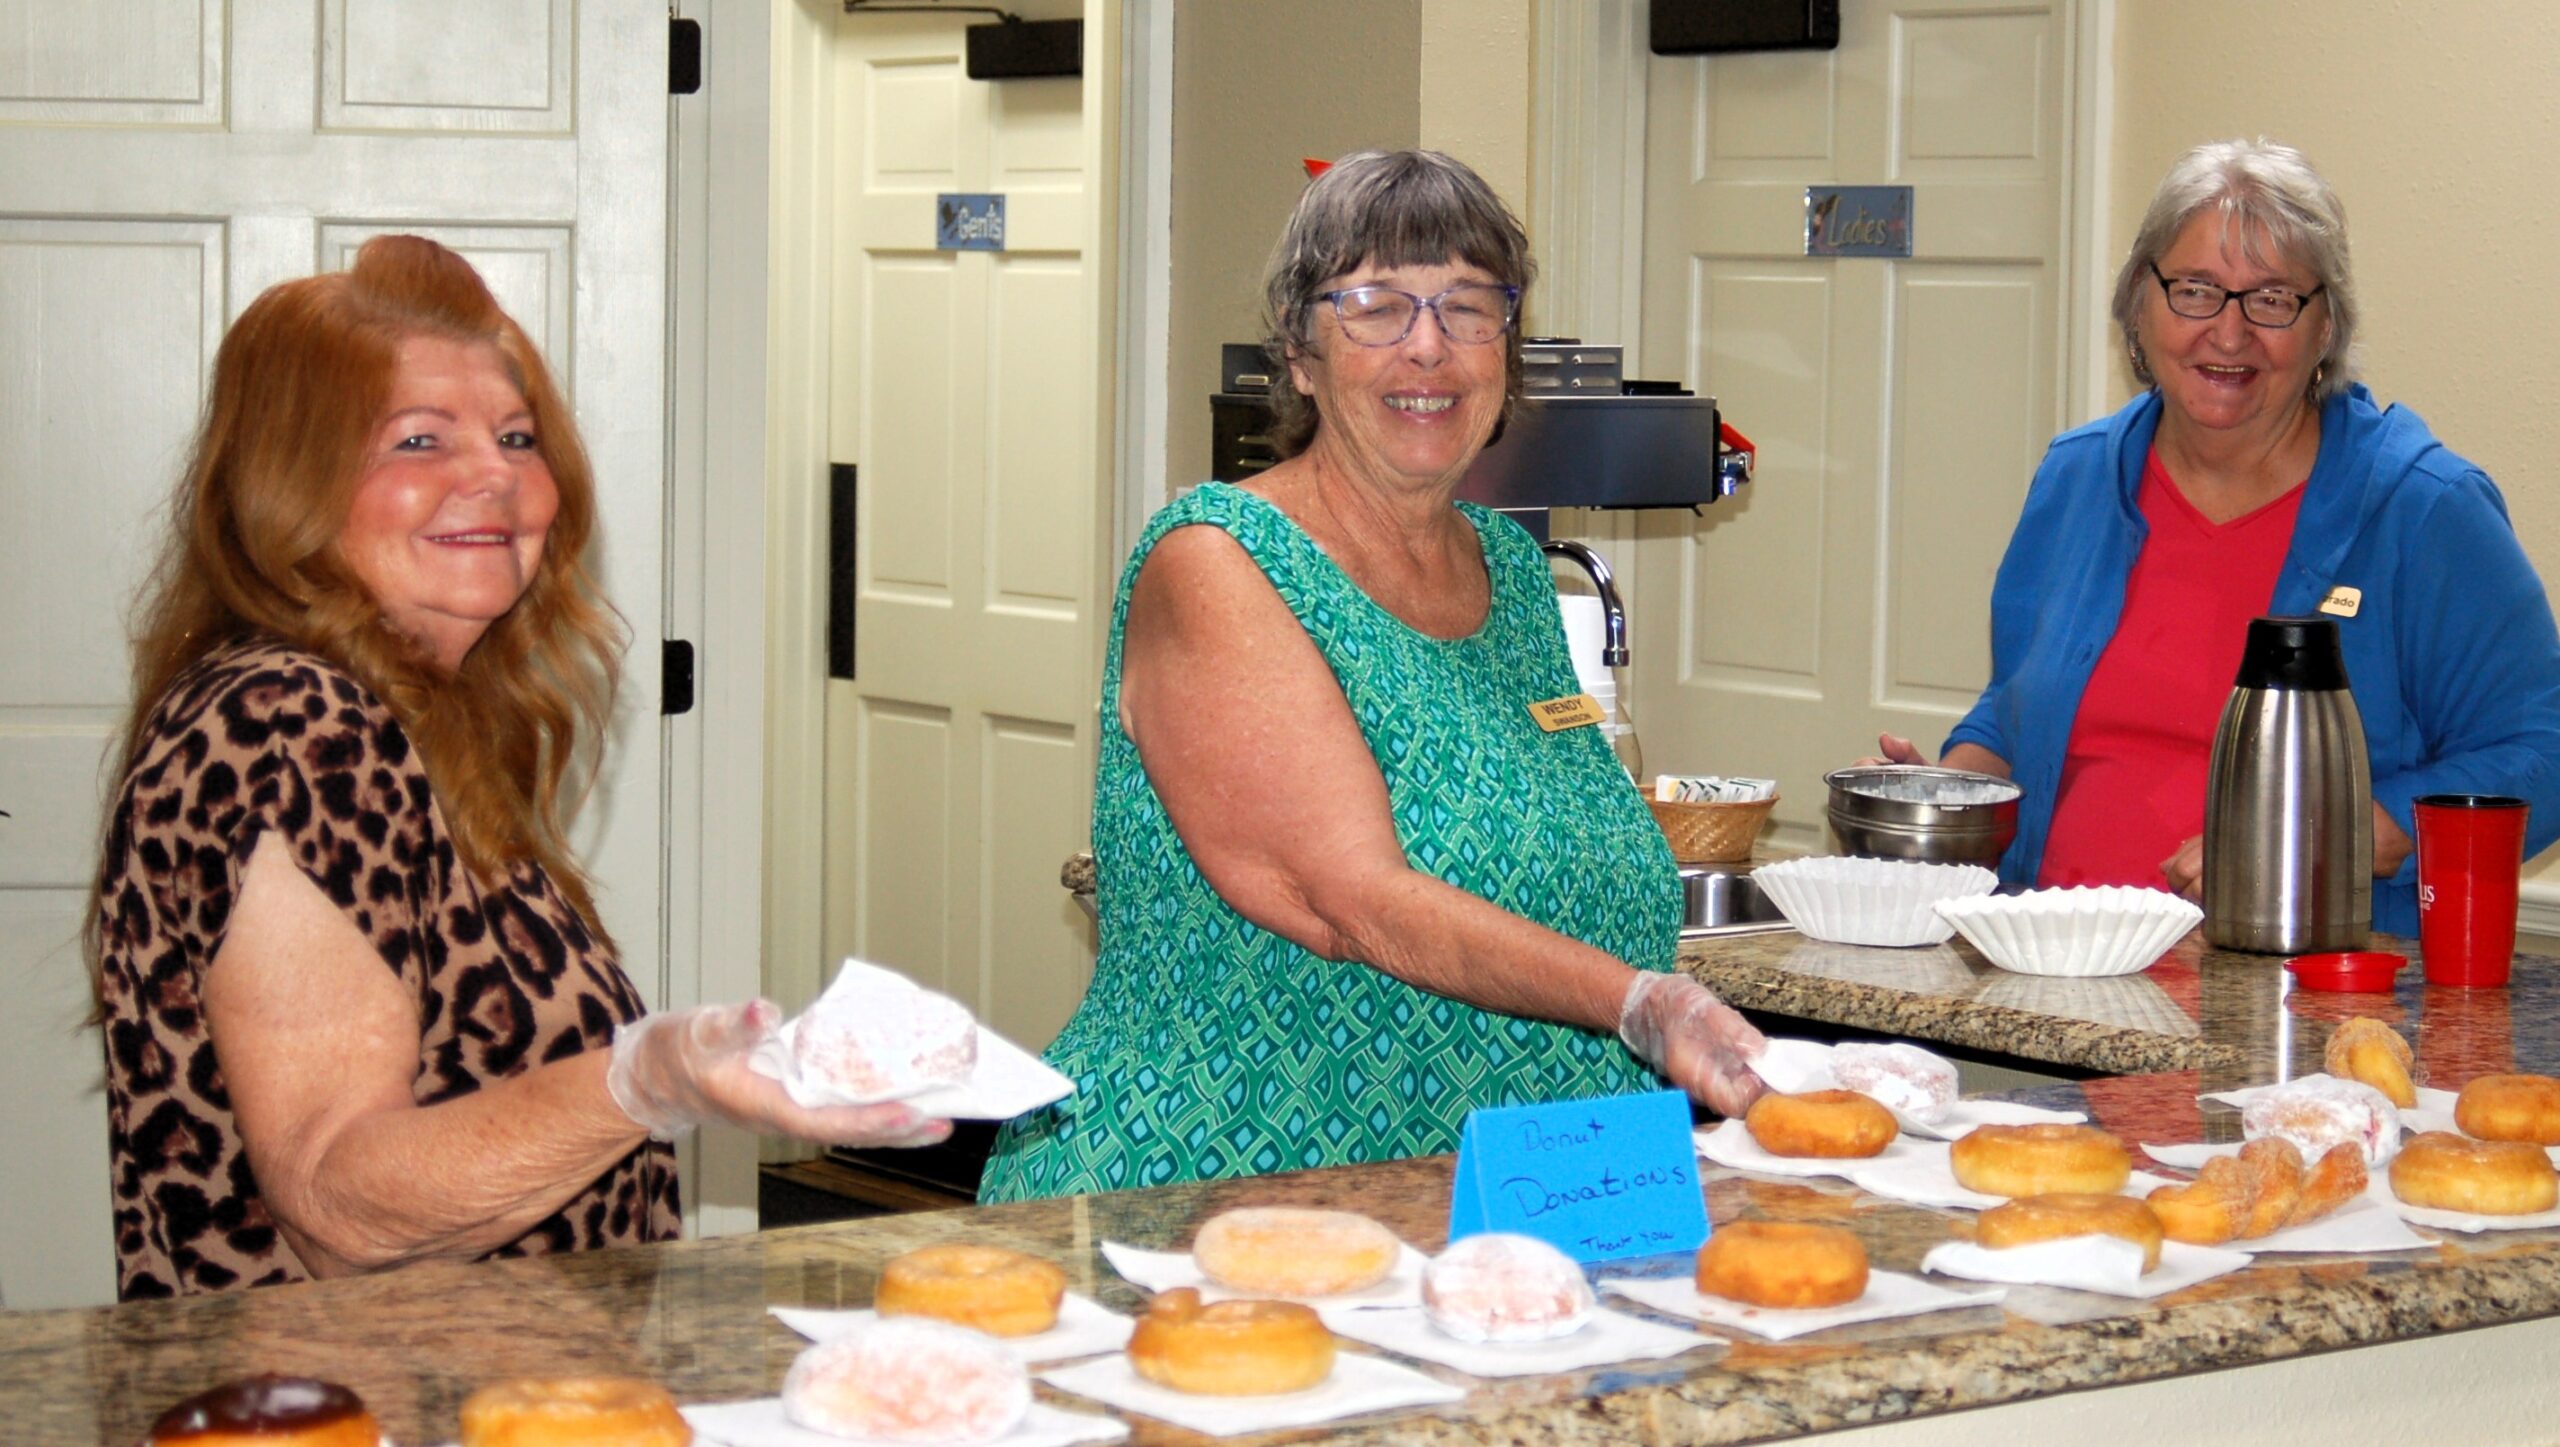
[2037, 450, 2305, 889]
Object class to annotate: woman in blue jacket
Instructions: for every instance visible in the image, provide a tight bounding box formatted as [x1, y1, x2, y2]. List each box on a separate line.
[1880, 139, 2560, 936]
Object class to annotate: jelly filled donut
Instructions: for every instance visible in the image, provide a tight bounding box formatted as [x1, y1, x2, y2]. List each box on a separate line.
[2454, 1073, 2560, 1147]
[1949, 1123, 2130, 1198]
[147, 1375, 381, 1447]
[791, 980, 978, 1101]
[1693, 1221, 1869, 1309]
[459, 1377, 692, 1447]
[1422, 1233, 1595, 1343]
[1744, 1090, 1897, 1159]
[1126, 1288, 1336, 1396]
[875, 1244, 1069, 1338]
[2241, 1076, 2401, 1167]
[1832, 1042, 1959, 1124]
[1191, 1207, 1400, 1297]
[783, 1319, 1030, 1444]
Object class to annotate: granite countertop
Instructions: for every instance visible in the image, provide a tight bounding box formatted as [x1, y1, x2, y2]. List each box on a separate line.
[10, 949, 2560, 1445]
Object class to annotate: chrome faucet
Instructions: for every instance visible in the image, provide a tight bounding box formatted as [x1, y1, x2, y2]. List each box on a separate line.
[1541, 539, 1627, 667]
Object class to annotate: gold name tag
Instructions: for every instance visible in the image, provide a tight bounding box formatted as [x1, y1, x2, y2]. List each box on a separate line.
[1528, 693, 1606, 732]
[2319, 585, 2363, 619]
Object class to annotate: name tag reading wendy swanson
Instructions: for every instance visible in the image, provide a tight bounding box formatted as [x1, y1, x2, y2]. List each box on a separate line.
[1528, 692, 1605, 732]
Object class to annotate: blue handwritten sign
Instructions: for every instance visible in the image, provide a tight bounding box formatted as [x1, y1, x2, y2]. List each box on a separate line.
[1447, 1090, 1707, 1264]
[937, 193, 1006, 251]
[1805, 185, 1913, 258]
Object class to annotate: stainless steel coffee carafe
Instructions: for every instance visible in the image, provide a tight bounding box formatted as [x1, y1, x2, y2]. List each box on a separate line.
[2203, 616, 2372, 952]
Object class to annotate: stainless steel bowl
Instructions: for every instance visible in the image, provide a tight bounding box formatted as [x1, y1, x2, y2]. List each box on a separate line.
[1824, 765, 2021, 867]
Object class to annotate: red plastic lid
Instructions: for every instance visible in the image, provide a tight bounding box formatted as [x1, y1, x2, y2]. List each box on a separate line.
[2284, 951, 2409, 992]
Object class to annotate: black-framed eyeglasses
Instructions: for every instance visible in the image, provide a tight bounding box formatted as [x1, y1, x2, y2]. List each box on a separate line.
[1313, 283, 1521, 346]
[2148, 262, 2325, 328]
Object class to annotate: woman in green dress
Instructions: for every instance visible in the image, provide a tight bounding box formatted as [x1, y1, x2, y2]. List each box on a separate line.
[979, 150, 1767, 1203]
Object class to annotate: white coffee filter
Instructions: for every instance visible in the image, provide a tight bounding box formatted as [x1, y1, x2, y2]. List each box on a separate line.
[1752, 856, 1999, 947]
[1933, 886, 2202, 977]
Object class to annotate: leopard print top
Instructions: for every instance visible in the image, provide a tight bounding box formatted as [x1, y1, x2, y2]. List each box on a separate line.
[96, 638, 680, 1299]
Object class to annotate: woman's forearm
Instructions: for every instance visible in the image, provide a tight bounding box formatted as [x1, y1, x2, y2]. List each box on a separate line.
[1293, 865, 1638, 1033]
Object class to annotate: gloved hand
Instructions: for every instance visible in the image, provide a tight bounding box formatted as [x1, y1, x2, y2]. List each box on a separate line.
[606, 1000, 955, 1147]
[1618, 972, 1770, 1118]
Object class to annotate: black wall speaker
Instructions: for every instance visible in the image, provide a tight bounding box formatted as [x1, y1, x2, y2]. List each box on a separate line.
[966, 18, 1081, 80]
[1650, 0, 1841, 54]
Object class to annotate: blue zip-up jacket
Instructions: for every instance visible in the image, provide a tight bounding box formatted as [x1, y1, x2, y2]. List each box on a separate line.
[1945, 383, 2560, 936]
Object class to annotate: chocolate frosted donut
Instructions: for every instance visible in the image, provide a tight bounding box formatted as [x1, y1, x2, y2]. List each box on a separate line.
[149, 1375, 379, 1446]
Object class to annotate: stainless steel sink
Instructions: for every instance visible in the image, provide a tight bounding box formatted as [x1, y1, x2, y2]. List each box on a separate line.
[1679, 868, 1793, 938]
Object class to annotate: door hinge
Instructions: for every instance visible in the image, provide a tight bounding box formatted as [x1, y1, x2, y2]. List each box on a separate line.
[828, 463, 858, 680]
[663, 639, 696, 716]
[669, 17, 703, 95]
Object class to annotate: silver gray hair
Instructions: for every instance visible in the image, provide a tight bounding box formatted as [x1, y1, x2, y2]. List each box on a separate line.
[1258, 149, 1535, 458]
[2112, 138, 2358, 401]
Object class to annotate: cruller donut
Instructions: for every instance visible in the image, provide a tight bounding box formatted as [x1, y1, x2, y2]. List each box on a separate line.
[1127, 1287, 1336, 1395]
[1192, 1207, 1400, 1297]
[2390, 1131, 2560, 1216]
[1949, 1123, 2130, 1198]
[1693, 1221, 1869, 1309]
[2454, 1073, 2560, 1147]
[875, 1243, 1069, 1337]
[1744, 1090, 1897, 1159]
[459, 1377, 692, 1447]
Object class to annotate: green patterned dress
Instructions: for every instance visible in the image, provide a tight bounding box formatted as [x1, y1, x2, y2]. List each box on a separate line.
[977, 483, 1680, 1203]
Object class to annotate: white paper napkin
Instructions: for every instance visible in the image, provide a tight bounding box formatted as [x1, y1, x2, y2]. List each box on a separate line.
[1099, 1240, 1427, 1317]
[2366, 1172, 2560, 1232]
[1920, 1237, 2252, 1298]
[1747, 1038, 1840, 1094]
[1324, 1304, 1709, 1378]
[681, 1398, 1128, 1447]
[1038, 1352, 1464, 1438]
[1602, 1269, 2005, 1342]
[1738, 1039, 2085, 1139]
[750, 959, 1074, 1120]
[770, 1295, 1132, 1364]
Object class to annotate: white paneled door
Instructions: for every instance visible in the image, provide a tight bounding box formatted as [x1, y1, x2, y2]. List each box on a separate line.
[823, 11, 1104, 1050]
[0, 0, 669, 1307]
[1633, 0, 2075, 841]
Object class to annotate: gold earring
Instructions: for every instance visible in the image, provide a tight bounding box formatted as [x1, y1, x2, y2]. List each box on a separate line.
[2126, 337, 2152, 386]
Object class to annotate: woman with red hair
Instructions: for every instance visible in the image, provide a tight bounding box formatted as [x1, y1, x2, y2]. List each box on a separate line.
[92, 236, 943, 1299]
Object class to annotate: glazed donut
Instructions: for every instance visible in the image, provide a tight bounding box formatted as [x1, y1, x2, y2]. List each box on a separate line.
[1126, 1287, 1336, 1396]
[783, 1320, 1030, 1443]
[1192, 1208, 1400, 1297]
[2290, 1142, 2369, 1227]
[1744, 1090, 1897, 1159]
[1976, 1193, 2164, 1273]
[2237, 1137, 2306, 1239]
[2146, 1156, 2254, 1247]
[1948, 1124, 2130, 1198]
[147, 1376, 381, 1447]
[792, 980, 978, 1101]
[1693, 1221, 1870, 1309]
[2324, 1017, 2418, 1109]
[1421, 1233, 1595, 1343]
[459, 1378, 691, 1447]
[1832, 1042, 1960, 1124]
[875, 1244, 1069, 1337]
[2454, 1074, 2560, 1147]
[2241, 1077, 2401, 1167]
[2389, 1131, 2560, 1216]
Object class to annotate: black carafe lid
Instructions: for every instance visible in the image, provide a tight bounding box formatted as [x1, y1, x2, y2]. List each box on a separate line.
[2233, 615, 2350, 690]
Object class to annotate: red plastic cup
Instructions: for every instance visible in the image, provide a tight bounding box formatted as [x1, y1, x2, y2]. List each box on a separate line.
[2413, 794, 2528, 988]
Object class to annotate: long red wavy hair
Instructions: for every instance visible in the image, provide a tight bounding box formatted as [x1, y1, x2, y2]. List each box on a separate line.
[94, 234, 624, 977]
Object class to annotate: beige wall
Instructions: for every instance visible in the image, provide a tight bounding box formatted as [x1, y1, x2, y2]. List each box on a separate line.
[2111, 0, 2560, 883]
[1165, 2, 1421, 491]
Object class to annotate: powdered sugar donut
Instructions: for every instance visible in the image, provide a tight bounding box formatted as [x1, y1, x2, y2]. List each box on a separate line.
[791, 979, 978, 1102]
[782, 1319, 1029, 1443]
[1422, 1233, 1595, 1343]
[2242, 1075, 2402, 1168]
[1832, 1042, 1958, 1123]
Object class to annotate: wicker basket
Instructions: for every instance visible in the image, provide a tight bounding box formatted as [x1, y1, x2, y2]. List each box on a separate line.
[1646, 792, 1780, 864]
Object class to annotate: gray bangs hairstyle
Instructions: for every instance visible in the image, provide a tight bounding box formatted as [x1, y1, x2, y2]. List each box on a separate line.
[1259, 149, 1536, 458]
[2112, 138, 2358, 402]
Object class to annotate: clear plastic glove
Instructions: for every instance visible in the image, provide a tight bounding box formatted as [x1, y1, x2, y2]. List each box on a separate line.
[605, 1000, 955, 1147]
[1618, 972, 1770, 1118]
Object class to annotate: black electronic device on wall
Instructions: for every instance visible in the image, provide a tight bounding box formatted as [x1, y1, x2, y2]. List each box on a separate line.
[1650, 0, 1840, 54]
